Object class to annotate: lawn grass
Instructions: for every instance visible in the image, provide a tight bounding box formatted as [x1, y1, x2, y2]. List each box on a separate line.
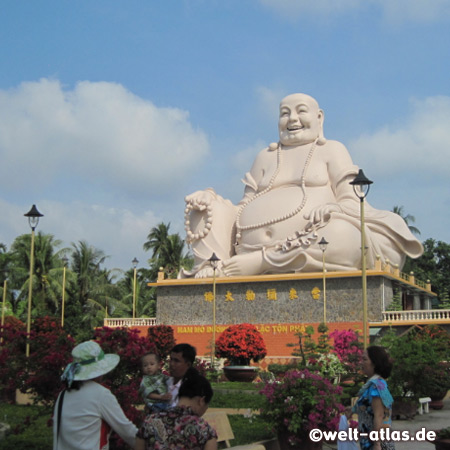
[0, 403, 53, 450]
[210, 380, 275, 445]
[0, 381, 274, 449]
[211, 381, 262, 391]
[210, 388, 266, 410]
[227, 414, 275, 445]
[210, 380, 266, 409]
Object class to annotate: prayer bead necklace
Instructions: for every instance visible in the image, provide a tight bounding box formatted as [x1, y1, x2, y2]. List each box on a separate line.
[235, 139, 317, 242]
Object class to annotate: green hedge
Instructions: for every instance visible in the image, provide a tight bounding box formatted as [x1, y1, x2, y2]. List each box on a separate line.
[0, 404, 52, 450]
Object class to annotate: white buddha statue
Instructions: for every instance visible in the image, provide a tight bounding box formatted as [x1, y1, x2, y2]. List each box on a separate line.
[180, 93, 423, 278]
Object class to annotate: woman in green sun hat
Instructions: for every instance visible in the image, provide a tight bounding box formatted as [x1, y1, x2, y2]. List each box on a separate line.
[53, 340, 137, 450]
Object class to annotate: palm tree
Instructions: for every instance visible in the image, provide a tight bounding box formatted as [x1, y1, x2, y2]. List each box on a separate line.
[82, 268, 123, 326]
[9, 232, 68, 318]
[160, 234, 193, 278]
[70, 240, 122, 329]
[116, 267, 156, 317]
[143, 222, 170, 259]
[71, 240, 108, 310]
[0, 243, 14, 318]
[143, 223, 193, 280]
[392, 206, 421, 236]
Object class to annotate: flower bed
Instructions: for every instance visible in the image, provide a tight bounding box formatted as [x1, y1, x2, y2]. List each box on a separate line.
[260, 369, 345, 447]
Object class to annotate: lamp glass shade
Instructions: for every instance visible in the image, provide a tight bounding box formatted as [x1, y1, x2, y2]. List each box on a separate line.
[24, 204, 43, 229]
[208, 252, 220, 269]
[350, 169, 373, 199]
[318, 237, 329, 252]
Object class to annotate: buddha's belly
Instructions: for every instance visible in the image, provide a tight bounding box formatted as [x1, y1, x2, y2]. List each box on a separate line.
[238, 186, 309, 245]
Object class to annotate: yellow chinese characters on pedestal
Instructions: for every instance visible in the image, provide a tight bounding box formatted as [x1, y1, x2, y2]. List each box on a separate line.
[225, 291, 235, 302]
[246, 289, 256, 301]
[203, 286, 305, 303]
[204, 291, 214, 302]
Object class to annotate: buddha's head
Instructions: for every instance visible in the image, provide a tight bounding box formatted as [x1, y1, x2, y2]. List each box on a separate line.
[278, 93, 325, 146]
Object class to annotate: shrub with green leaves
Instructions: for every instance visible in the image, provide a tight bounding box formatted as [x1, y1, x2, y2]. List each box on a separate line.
[378, 325, 450, 399]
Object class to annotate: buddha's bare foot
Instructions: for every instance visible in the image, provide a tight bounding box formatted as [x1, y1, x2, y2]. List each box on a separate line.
[194, 263, 225, 278]
[195, 267, 214, 278]
[222, 252, 267, 277]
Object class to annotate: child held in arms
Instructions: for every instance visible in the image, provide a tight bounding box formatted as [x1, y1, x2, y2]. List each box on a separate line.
[139, 352, 172, 412]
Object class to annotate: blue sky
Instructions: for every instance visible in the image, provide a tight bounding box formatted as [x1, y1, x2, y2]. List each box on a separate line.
[1, 0, 449, 272]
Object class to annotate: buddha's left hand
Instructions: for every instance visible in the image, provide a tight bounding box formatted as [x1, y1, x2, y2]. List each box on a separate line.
[304, 203, 342, 227]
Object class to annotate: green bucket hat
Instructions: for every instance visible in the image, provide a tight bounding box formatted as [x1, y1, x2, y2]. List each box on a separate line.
[61, 341, 120, 387]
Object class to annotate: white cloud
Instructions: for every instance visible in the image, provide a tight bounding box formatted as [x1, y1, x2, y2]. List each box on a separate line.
[0, 79, 210, 198]
[375, 0, 450, 23]
[0, 197, 162, 270]
[255, 86, 286, 120]
[258, 0, 361, 17]
[258, 0, 450, 23]
[348, 95, 450, 180]
[231, 139, 268, 174]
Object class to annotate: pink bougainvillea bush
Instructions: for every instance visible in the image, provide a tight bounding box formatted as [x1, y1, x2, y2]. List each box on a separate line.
[215, 323, 267, 365]
[329, 328, 363, 374]
[260, 369, 345, 446]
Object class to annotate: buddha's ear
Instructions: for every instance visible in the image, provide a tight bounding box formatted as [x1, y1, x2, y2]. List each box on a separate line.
[317, 109, 327, 145]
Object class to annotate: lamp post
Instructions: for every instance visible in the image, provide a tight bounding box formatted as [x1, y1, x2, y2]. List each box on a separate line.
[132, 257, 139, 321]
[318, 237, 329, 324]
[61, 256, 68, 327]
[208, 253, 220, 366]
[350, 170, 373, 349]
[24, 204, 44, 357]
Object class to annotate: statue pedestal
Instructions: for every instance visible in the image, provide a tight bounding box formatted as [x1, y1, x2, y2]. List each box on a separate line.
[153, 271, 396, 326]
[148, 270, 434, 358]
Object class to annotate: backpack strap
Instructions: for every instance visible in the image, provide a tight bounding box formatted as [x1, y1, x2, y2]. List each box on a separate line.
[56, 390, 66, 447]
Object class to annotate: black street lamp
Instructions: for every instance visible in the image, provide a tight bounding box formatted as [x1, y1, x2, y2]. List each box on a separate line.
[24, 204, 44, 357]
[318, 237, 329, 324]
[132, 257, 139, 320]
[350, 170, 373, 348]
[208, 253, 220, 366]
[61, 256, 69, 327]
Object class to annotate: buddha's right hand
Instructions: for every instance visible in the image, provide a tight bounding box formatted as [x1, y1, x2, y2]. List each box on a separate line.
[185, 188, 216, 210]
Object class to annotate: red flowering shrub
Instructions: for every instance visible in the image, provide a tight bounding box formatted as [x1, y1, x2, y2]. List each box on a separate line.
[0, 321, 27, 402]
[93, 327, 157, 449]
[1, 316, 74, 406]
[147, 325, 176, 360]
[215, 323, 266, 365]
[260, 369, 344, 446]
[22, 316, 75, 405]
[3, 315, 25, 328]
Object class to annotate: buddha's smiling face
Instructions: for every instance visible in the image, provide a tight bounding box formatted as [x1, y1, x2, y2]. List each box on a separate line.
[278, 94, 323, 146]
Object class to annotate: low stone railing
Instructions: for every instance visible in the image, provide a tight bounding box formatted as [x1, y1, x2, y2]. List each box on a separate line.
[104, 310, 450, 328]
[374, 257, 431, 291]
[103, 317, 157, 327]
[382, 309, 450, 323]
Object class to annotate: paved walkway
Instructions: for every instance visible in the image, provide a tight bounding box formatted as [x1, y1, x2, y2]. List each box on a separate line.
[390, 398, 449, 450]
[324, 398, 450, 450]
[210, 397, 450, 450]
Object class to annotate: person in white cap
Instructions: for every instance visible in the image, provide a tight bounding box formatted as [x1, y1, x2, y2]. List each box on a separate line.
[53, 340, 137, 450]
